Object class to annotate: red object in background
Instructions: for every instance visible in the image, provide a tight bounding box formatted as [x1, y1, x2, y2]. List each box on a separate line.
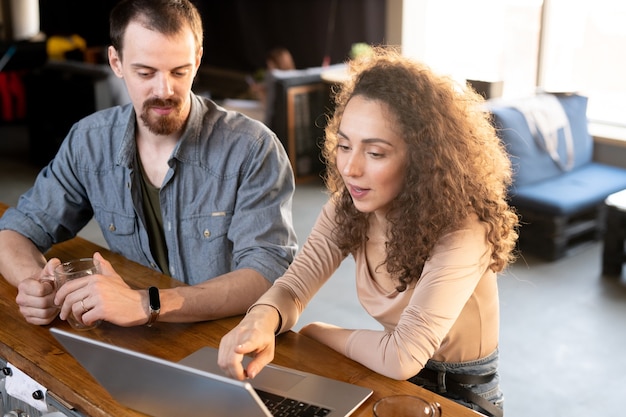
[0, 71, 27, 122]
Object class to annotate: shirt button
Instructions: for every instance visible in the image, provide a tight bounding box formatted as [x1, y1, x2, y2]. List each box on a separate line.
[203, 229, 211, 238]
[108, 223, 116, 232]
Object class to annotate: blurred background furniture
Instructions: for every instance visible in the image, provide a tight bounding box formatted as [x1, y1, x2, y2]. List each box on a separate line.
[489, 93, 626, 261]
[602, 189, 626, 276]
[24, 60, 129, 166]
[265, 64, 345, 183]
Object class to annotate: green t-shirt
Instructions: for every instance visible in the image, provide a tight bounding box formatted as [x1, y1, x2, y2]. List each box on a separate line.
[137, 161, 170, 276]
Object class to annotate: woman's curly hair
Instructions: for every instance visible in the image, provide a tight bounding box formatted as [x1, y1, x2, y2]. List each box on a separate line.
[322, 46, 519, 291]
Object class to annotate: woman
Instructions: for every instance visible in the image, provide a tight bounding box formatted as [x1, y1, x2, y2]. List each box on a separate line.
[218, 47, 518, 417]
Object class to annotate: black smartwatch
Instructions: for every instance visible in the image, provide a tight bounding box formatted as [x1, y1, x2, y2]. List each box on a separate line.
[146, 286, 160, 327]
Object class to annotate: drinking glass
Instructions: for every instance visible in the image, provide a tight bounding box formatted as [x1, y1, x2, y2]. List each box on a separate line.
[54, 258, 102, 331]
[373, 395, 441, 417]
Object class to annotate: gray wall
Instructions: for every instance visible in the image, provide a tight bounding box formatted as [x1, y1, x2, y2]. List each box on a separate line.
[594, 139, 626, 169]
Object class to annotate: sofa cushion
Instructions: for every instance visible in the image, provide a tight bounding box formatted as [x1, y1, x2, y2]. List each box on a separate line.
[511, 163, 626, 215]
[489, 94, 593, 187]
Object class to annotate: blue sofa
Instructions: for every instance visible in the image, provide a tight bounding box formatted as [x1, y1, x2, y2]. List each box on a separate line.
[488, 93, 626, 260]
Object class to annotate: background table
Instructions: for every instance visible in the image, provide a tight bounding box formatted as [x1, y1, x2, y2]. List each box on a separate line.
[602, 189, 626, 276]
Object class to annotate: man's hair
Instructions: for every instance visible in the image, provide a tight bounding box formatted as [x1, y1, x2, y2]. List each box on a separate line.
[110, 0, 203, 60]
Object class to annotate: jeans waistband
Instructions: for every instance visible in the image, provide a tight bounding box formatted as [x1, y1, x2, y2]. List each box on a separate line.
[407, 349, 503, 417]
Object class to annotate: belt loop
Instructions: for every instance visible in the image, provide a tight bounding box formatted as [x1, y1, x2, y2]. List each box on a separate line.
[437, 371, 447, 392]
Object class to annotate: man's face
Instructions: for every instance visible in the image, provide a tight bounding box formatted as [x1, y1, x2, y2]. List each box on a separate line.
[108, 21, 202, 136]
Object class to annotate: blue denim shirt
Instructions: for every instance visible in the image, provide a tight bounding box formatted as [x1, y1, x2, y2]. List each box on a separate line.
[0, 94, 298, 285]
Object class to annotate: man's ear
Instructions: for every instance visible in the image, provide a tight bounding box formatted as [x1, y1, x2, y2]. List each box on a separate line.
[108, 46, 124, 78]
[192, 47, 203, 81]
[195, 47, 203, 70]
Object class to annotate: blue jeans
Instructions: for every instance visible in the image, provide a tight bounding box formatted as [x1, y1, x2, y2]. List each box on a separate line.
[408, 349, 504, 416]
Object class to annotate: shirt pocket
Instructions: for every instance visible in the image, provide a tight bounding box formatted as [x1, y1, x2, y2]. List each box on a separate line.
[179, 212, 233, 281]
[180, 212, 232, 242]
[93, 209, 140, 255]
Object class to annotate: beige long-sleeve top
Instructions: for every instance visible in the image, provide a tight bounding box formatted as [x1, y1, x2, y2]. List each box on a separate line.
[253, 200, 499, 380]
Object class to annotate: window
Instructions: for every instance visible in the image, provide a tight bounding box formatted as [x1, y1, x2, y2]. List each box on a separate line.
[400, 0, 542, 98]
[399, 0, 626, 128]
[540, 0, 626, 126]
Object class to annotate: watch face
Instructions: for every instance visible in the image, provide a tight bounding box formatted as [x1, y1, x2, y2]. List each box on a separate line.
[149, 286, 160, 310]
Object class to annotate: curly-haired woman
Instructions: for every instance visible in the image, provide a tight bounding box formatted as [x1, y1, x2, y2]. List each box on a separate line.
[218, 46, 519, 417]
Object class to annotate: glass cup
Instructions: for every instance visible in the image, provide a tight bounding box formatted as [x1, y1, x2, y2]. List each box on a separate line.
[373, 395, 441, 417]
[54, 258, 102, 331]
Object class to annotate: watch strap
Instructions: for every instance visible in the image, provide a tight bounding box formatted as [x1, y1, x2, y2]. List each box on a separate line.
[146, 286, 160, 327]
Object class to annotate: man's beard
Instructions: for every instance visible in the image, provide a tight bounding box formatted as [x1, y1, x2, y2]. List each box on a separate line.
[140, 97, 185, 135]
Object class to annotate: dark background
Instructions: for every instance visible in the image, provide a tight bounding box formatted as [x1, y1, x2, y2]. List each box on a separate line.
[3, 0, 385, 167]
[38, 0, 386, 72]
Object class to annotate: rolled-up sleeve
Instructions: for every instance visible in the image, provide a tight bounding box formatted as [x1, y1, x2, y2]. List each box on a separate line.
[227, 129, 298, 283]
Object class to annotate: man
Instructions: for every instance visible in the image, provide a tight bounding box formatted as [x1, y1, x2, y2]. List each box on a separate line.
[0, 0, 297, 327]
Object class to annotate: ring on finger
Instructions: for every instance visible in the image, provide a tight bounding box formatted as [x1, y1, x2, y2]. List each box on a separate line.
[80, 298, 88, 314]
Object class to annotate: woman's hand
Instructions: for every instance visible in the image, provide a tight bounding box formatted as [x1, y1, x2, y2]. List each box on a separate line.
[218, 305, 281, 380]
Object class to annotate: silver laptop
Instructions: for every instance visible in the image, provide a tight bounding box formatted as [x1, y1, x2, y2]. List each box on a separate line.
[50, 327, 372, 417]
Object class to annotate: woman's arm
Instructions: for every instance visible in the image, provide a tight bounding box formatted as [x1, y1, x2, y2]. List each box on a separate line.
[302, 217, 494, 380]
[218, 201, 346, 378]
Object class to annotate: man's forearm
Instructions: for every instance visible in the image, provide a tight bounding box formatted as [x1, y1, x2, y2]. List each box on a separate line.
[0, 230, 47, 286]
[158, 268, 271, 322]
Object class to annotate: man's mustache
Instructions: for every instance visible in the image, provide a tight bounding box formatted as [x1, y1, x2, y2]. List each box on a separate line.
[143, 98, 181, 109]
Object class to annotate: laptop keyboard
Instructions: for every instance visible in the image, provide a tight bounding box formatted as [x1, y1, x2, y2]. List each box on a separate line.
[255, 389, 332, 417]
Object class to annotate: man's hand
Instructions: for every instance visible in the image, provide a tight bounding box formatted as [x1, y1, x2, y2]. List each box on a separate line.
[15, 258, 62, 325]
[54, 252, 149, 327]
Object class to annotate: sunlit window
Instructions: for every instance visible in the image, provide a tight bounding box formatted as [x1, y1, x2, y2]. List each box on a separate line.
[401, 0, 625, 128]
[540, 0, 626, 126]
[401, 0, 542, 98]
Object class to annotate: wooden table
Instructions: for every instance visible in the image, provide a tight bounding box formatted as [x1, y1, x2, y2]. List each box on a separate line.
[0, 202, 480, 417]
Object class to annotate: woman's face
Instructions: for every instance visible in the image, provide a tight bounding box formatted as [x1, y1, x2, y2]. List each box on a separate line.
[336, 95, 408, 217]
